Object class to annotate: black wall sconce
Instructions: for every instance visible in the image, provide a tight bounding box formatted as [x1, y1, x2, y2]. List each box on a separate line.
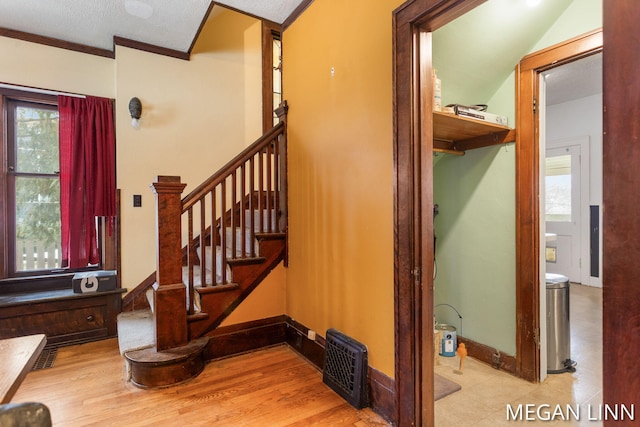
[129, 97, 142, 129]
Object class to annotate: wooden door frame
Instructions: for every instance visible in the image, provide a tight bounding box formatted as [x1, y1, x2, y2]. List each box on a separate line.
[601, 2, 640, 415]
[392, 1, 486, 425]
[515, 29, 603, 382]
[395, 1, 640, 424]
[393, 1, 604, 424]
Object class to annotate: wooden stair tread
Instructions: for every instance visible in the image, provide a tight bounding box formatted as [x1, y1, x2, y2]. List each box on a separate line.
[255, 232, 286, 240]
[186, 312, 209, 322]
[196, 283, 240, 294]
[226, 256, 267, 266]
[124, 336, 209, 365]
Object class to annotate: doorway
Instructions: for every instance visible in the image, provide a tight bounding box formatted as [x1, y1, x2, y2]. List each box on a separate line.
[542, 52, 603, 288]
[393, 1, 606, 424]
[394, 2, 640, 425]
[539, 52, 603, 384]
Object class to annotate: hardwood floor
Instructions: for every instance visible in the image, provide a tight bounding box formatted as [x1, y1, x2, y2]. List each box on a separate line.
[13, 339, 391, 426]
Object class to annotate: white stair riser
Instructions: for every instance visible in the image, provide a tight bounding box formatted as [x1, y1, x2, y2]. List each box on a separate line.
[244, 209, 277, 232]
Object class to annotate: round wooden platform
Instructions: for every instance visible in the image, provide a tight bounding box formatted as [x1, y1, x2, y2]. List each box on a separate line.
[124, 337, 209, 388]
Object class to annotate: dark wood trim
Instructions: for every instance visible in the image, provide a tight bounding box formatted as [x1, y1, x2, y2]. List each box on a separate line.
[121, 272, 155, 312]
[515, 29, 602, 382]
[285, 317, 326, 368]
[0, 27, 197, 61]
[101, 191, 119, 274]
[0, 27, 114, 58]
[113, 36, 190, 61]
[282, 0, 314, 31]
[0, 93, 7, 278]
[393, 1, 485, 425]
[262, 22, 281, 132]
[367, 366, 396, 425]
[602, 2, 640, 418]
[187, 1, 216, 55]
[456, 335, 516, 375]
[203, 315, 288, 359]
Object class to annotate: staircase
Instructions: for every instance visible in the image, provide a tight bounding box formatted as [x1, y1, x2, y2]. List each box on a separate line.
[118, 103, 289, 388]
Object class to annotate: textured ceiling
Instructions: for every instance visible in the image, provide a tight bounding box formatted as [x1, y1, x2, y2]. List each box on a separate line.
[544, 53, 602, 106]
[0, 0, 305, 53]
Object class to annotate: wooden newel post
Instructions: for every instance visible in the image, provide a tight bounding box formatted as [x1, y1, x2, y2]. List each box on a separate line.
[151, 176, 188, 351]
[275, 101, 288, 234]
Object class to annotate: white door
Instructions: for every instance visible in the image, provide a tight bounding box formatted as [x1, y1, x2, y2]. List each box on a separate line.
[545, 145, 581, 282]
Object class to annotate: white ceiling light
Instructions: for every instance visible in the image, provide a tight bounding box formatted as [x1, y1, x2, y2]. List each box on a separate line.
[526, 0, 543, 7]
[124, 0, 154, 19]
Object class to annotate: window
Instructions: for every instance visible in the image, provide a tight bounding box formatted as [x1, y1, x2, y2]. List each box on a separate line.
[262, 23, 282, 131]
[545, 154, 572, 222]
[272, 35, 282, 127]
[7, 99, 62, 274]
[1, 88, 116, 280]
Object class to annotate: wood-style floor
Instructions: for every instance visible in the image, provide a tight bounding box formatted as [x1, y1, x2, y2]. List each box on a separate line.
[13, 339, 391, 426]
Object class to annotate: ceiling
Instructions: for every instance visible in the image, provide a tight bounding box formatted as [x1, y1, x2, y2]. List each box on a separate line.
[0, 0, 306, 54]
[1, 0, 600, 104]
[544, 53, 602, 106]
[434, 0, 602, 108]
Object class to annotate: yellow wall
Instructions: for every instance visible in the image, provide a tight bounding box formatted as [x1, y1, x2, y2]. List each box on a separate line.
[0, 7, 284, 322]
[283, 0, 402, 377]
[0, 36, 114, 98]
[115, 8, 263, 292]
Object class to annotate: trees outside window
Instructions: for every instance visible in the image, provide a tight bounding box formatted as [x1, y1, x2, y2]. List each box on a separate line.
[9, 101, 62, 272]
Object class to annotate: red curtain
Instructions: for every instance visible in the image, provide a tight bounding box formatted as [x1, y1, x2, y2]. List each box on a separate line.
[58, 95, 116, 269]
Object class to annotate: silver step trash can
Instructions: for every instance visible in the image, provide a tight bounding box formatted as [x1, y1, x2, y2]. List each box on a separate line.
[546, 273, 576, 373]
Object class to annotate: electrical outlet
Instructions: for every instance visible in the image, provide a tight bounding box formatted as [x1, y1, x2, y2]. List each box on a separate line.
[307, 330, 316, 341]
[133, 194, 142, 207]
[492, 350, 501, 369]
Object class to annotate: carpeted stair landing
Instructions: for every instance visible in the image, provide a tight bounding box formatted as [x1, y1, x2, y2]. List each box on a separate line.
[116, 309, 155, 354]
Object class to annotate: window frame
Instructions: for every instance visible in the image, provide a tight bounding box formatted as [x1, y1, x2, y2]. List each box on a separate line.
[1, 87, 115, 282]
[7, 98, 62, 277]
[262, 22, 282, 132]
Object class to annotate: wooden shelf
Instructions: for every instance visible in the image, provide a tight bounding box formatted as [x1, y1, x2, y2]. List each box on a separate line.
[433, 111, 516, 154]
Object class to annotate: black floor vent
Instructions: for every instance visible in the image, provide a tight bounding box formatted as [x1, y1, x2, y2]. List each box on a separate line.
[322, 328, 368, 409]
[31, 347, 57, 371]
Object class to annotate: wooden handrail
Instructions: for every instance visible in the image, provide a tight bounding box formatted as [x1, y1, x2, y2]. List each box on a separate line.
[182, 121, 285, 211]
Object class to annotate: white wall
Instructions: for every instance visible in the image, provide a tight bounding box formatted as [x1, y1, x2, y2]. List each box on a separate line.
[545, 93, 603, 287]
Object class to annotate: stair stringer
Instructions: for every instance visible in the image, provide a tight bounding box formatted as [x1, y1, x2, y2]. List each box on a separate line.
[188, 233, 286, 339]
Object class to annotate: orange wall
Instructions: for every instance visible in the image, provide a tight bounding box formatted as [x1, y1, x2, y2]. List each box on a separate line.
[283, 0, 402, 377]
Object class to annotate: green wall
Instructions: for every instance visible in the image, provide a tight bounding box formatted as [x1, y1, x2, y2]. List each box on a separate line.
[433, 0, 601, 355]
